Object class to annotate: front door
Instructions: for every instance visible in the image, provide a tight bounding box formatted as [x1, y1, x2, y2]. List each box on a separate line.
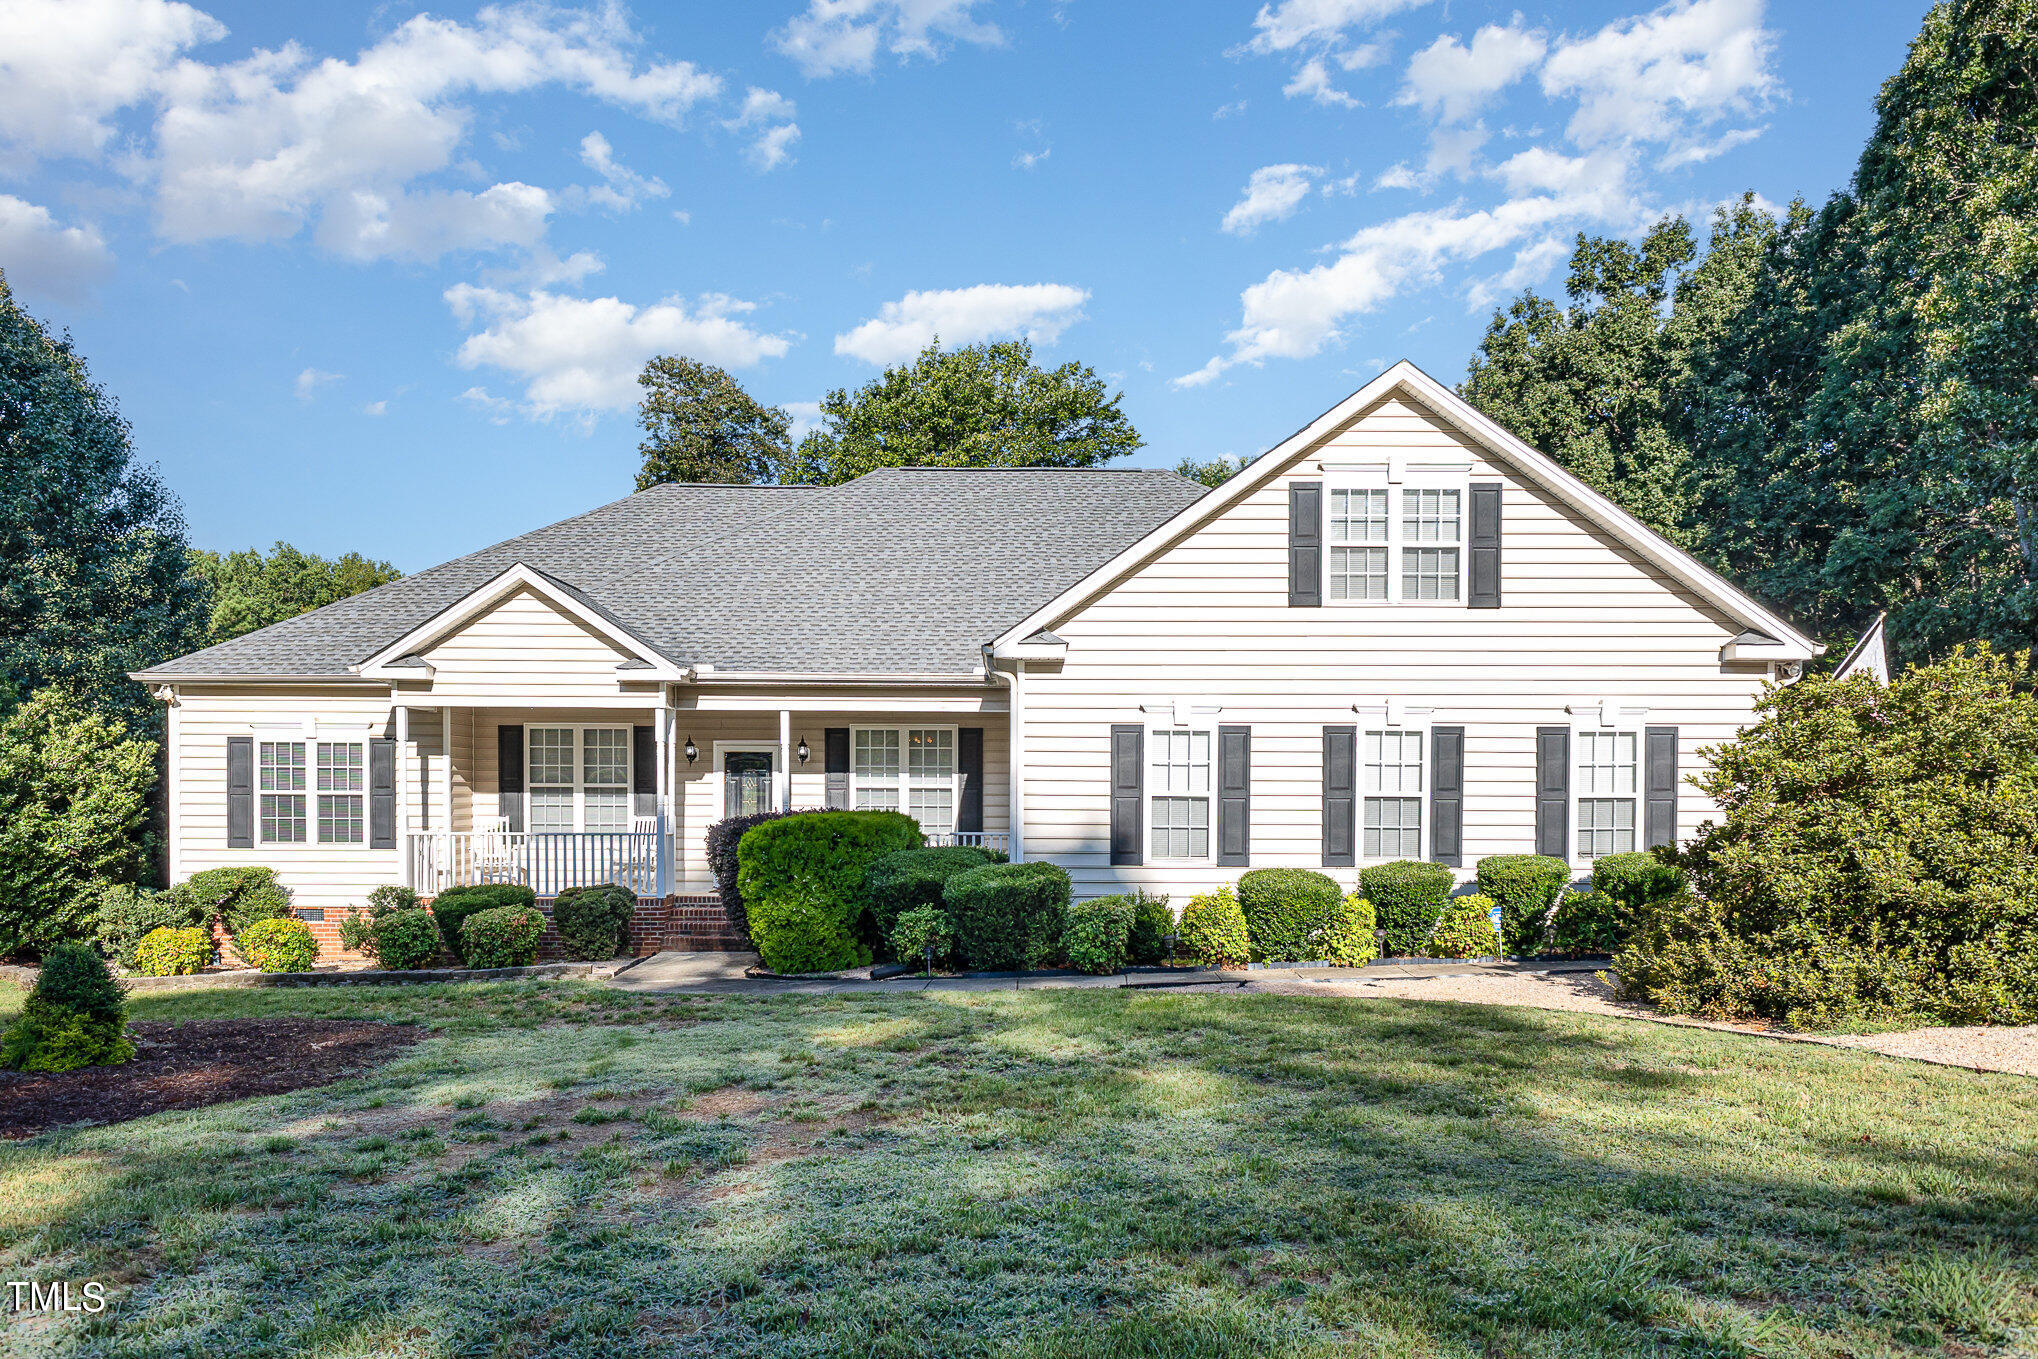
[725, 750, 774, 817]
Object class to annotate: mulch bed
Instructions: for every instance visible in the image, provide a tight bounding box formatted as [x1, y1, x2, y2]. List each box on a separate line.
[0, 1018, 424, 1139]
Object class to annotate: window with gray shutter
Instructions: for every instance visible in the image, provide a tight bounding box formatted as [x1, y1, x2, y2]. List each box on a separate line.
[1216, 725, 1250, 866]
[1469, 482, 1502, 608]
[824, 728, 850, 809]
[1322, 725, 1356, 867]
[1431, 726, 1464, 866]
[1535, 726, 1569, 859]
[1645, 726, 1678, 849]
[1289, 482, 1322, 607]
[368, 737, 396, 850]
[496, 724, 524, 832]
[226, 736, 254, 849]
[1110, 724, 1143, 865]
[958, 727, 984, 833]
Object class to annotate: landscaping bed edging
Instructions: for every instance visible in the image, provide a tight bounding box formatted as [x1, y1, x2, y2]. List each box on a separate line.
[1, 958, 646, 991]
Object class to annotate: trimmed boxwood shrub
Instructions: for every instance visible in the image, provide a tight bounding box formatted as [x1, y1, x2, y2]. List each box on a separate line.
[552, 883, 636, 961]
[460, 904, 546, 969]
[944, 861, 1072, 972]
[1476, 854, 1571, 955]
[1063, 896, 1134, 975]
[367, 885, 423, 915]
[234, 917, 319, 973]
[366, 909, 442, 971]
[133, 926, 210, 976]
[429, 884, 536, 963]
[1126, 890, 1174, 965]
[1550, 889, 1623, 955]
[1, 945, 133, 1072]
[1592, 852, 1685, 913]
[95, 884, 199, 969]
[1361, 860, 1455, 956]
[1429, 894, 1503, 959]
[739, 811, 923, 974]
[705, 807, 826, 937]
[890, 905, 954, 973]
[1236, 868, 1343, 963]
[1180, 885, 1250, 968]
[864, 846, 1002, 955]
[1319, 893, 1379, 966]
[172, 866, 293, 935]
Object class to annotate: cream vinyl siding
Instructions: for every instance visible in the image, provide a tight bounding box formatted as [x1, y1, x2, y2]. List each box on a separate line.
[421, 587, 639, 702]
[1022, 392, 1770, 897]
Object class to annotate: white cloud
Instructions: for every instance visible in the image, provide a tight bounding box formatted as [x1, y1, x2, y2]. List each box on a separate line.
[0, 195, 114, 301]
[1656, 124, 1764, 170]
[574, 131, 669, 211]
[723, 86, 800, 170]
[784, 399, 825, 441]
[1245, 0, 1432, 55]
[459, 385, 515, 425]
[1540, 0, 1776, 151]
[1374, 162, 1424, 191]
[447, 284, 793, 418]
[1283, 57, 1358, 108]
[1011, 118, 1050, 170]
[294, 366, 342, 400]
[774, 0, 1002, 79]
[1221, 163, 1319, 235]
[362, 399, 388, 416]
[1398, 21, 1546, 124]
[835, 283, 1089, 366]
[1213, 99, 1249, 120]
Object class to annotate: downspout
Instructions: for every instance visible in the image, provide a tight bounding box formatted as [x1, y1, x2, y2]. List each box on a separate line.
[984, 648, 1024, 863]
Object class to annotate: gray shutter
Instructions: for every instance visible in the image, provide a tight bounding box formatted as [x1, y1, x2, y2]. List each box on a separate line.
[497, 724, 524, 832]
[1535, 726, 1569, 859]
[824, 728, 850, 809]
[1288, 482, 1322, 607]
[1645, 726, 1678, 849]
[1469, 482, 1502, 608]
[633, 725, 656, 818]
[369, 737, 396, 850]
[1431, 725, 1464, 867]
[226, 736, 254, 849]
[1322, 725, 1356, 868]
[1216, 725, 1250, 867]
[1110, 724, 1143, 866]
[958, 727, 984, 833]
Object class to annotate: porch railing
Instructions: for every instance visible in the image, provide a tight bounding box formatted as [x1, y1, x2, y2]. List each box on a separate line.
[925, 830, 1011, 855]
[406, 824, 667, 897]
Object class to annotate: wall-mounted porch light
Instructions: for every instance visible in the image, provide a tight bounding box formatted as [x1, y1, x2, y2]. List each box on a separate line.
[796, 737, 811, 764]
[683, 736, 698, 764]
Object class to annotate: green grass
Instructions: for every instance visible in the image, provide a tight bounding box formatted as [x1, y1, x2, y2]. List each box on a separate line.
[1, 980, 2034, 1357]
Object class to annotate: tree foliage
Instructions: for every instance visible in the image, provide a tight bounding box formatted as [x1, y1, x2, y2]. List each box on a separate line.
[1174, 454, 1246, 488]
[188, 542, 401, 646]
[0, 270, 205, 725]
[787, 340, 1142, 485]
[634, 356, 793, 489]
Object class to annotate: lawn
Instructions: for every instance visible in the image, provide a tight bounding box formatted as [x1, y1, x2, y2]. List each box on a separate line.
[2, 982, 2033, 1357]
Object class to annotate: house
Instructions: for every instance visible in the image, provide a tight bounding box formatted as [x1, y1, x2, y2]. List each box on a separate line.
[132, 362, 1822, 956]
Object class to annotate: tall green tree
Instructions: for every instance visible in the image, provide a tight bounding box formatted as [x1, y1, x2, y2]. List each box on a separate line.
[634, 356, 793, 489]
[1175, 454, 1247, 489]
[187, 542, 403, 646]
[787, 340, 1142, 485]
[0, 270, 205, 727]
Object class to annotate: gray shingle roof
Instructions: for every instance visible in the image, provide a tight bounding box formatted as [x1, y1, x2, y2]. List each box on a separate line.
[137, 468, 1207, 680]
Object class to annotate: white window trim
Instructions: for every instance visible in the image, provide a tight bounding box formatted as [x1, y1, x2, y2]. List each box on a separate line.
[1353, 705, 1434, 865]
[711, 740, 783, 823]
[1324, 468, 1471, 606]
[253, 734, 370, 848]
[525, 724, 634, 835]
[1569, 701, 1647, 864]
[1144, 716, 1216, 864]
[848, 724, 961, 834]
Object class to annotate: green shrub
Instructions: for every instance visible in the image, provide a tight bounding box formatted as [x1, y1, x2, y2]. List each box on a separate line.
[1063, 896, 1133, 975]
[365, 909, 442, 971]
[551, 883, 636, 961]
[338, 910, 372, 955]
[460, 905, 546, 969]
[705, 807, 826, 938]
[738, 811, 922, 974]
[233, 917, 319, 972]
[428, 884, 536, 963]
[95, 884, 199, 969]
[1592, 853, 1685, 914]
[1361, 860, 1455, 956]
[944, 862, 1071, 972]
[1625, 647, 2038, 1027]
[4, 946, 136, 1072]
[32, 942, 127, 1023]
[1319, 893, 1379, 966]
[1125, 890, 1175, 965]
[1550, 890, 1624, 955]
[1236, 868, 1344, 963]
[890, 905, 954, 973]
[133, 926, 210, 976]
[173, 866, 293, 935]
[366, 885, 423, 916]
[1429, 894, 1503, 958]
[1476, 855, 1571, 954]
[863, 846, 1001, 954]
[1180, 885, 1250, 968]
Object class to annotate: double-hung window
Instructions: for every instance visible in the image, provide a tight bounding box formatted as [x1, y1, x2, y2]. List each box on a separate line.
[1362, 730, 1424, 858]
[527, 726, 631, 834]
[1149, 727, 1211, 860]
[1401, 488, 1461, 600]
[1329, 489, 1390, 601]
[1576, 730, 1638, 859]
[259, 739, 364, 845]
[1325, 480, 1465, 604]
[852, 726, 957, 835]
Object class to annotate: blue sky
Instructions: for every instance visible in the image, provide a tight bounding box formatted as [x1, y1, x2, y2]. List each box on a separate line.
[0, 0, 1926, 572]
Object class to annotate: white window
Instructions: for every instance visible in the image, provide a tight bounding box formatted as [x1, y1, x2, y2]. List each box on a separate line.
[1325, 480, 1466, 604]
[1149, 727, 1211, 861]
[260, 741, 306, 844]
[527, 726, 632, 834]
[315, 742, 364, 845]
[259, 739, 365, 845]
[852, 726, 957, 834]
[1576, 729, 1638, 859]
[1363, 730, 1424, 859]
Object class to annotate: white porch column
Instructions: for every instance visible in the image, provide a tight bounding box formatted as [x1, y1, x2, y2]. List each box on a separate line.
[779, 708, 792, 811]
[1007, 664, 1026, 863]
[438, 709, 453, 836]
[394, 704, 411, 887]
[654, 694, 671, 895]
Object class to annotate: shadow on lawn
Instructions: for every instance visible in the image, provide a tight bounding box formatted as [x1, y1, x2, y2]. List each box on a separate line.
[7, 987, 2035, 1358]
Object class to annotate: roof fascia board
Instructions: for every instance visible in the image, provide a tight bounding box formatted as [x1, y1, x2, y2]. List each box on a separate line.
[127, 672, 387, 686]
[685, 670, 990, 687]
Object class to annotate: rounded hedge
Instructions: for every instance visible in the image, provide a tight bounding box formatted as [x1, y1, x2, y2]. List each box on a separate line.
[1591, 853, 1685, 913]
[1475, 855, 1571, 955]
[1319, 893, 1379, 967]
[1063, 896, 1133, 975]
[739, 811, 924, 974]
[133, 926, 210, 976]
[1180, 886, 1249, 968]
[367, 909, 442, 971]
[234, 917, 319, 973]
[551, 883, 636, 960]
[33, 943, 128, 1023]
[172, 866, 293, 935]
[1428, 894, 1502, 959]
[890, 905, 954, 973]
[429, 884, 536, 964]
[1236, 868, 1343, 963]
[1550, 889, 1623, 955]
[366, 884, 423, 916]
[705, 807, 825, 938]
[864, 845, 1002, 954]
[3, 948, 133, 1072]
[944, 861, 1071, 972]
[94, 884, 198, 970]
[1360, 860, 1455, 957]
[460, 905, 546, 970]
[1125, 891, 1175, 965]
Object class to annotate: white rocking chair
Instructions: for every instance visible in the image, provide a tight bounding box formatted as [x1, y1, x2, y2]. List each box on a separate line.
[473, 815, 520, 881]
